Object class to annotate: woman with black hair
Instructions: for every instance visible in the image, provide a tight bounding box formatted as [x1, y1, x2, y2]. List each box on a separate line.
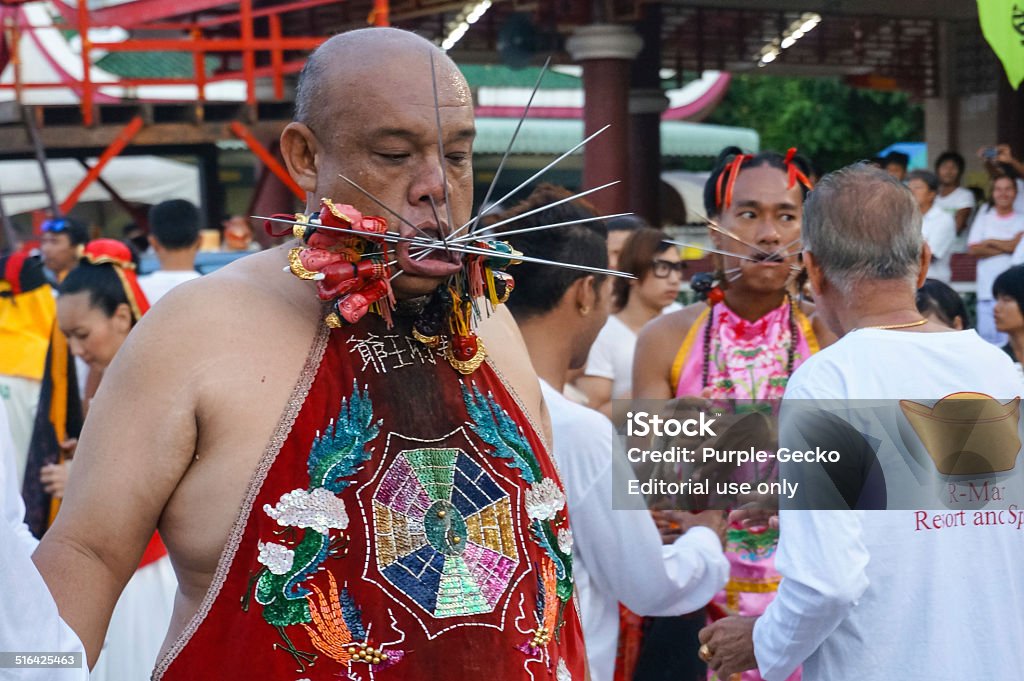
[915, 278, 970, 330]
[578, 226, 683, 417]
[633, 146, 835, 681]
[48, 239, 177, 681]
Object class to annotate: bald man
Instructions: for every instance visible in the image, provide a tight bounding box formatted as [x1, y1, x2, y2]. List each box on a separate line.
[33, 29, 585, 681]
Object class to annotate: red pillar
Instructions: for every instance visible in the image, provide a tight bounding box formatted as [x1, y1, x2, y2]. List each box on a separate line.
[567, 25, 642, 215]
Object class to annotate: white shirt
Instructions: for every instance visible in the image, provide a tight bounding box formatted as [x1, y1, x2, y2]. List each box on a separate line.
[584, 303, 682, 401]
[138, 269, 200, 304]
[539, 380, 729, 681]
[934, 186, 976, 254]
[753, 329, 1024, 681]
[1008, 223, 1024, 269]
[583, 315, 636, 399]
[920, 205, 957, 283]
[0, 403, 89, 680]
[967, 209, 1024, 299]
[932, 186, 975, 217]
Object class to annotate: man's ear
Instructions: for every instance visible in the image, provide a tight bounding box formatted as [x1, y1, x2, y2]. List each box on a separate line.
[573, 275, 598, 314]
[280, 122, 319, 194]
[916, 242, 932, 288]
[803, 251, 827, 299]
[113, 302, 134, 335]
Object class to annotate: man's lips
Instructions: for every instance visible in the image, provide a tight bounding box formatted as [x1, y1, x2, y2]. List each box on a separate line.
[748, 250, 788, 265]
[394, 239, 463, 278]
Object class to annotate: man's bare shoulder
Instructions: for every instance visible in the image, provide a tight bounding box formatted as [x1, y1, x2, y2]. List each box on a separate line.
[111, 245, 322, 418]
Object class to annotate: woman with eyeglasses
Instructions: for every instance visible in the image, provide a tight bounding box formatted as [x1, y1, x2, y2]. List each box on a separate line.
[43, 239, 177, 681]
[576, 226, 683, 417]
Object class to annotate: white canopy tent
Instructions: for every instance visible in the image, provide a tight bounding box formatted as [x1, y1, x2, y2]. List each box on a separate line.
[0, 155, 200, 216]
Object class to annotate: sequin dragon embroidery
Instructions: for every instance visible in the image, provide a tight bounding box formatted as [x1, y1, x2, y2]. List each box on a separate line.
[461, 382, 574, 666]
[243, 382, 407, 675]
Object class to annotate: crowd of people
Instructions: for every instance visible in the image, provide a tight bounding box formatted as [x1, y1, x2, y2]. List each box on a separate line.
[1, 26, 1023, 681]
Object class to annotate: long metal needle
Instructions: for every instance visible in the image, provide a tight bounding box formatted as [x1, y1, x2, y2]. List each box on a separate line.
[406, 240, 636, 279]
[457, 211, 633, 243]
[461, 181, 620, 237]
[264, 214, 631, 279]
[429, 53, 456, 245]
[693, 212, 773, 256]
[772, 237, 803, 258]
[464, 56, 551, 239]
[259, 214, 438, 246]
[428, 194, 451, 257]
[337, 174, 435, 241]
[447, 124, 612, 242]
[663, 240, 763, 263]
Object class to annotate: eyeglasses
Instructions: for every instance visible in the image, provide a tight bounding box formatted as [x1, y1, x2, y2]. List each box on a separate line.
[650, 259, 685, 278]
[41, 219, 70, 234]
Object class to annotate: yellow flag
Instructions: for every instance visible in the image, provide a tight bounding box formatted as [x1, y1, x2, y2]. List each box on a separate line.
[977, 0, 1024, 89]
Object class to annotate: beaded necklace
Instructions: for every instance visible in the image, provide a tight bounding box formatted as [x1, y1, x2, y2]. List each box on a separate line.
[700, 296, 798, 394]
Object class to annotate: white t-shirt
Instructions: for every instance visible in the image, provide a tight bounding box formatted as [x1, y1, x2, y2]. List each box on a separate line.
[920, 205, 957, 283]
[584, 304, 682, 400]
[539, 380, 728, 681]
[583, 315, 637, 399]
[138, 269, 200, 304]
[935, 186, 977, 254]
[0, 403, 89, 680]
[967, 210, 1024, 299]
[933, 186, 975, 216]
[753, 329, 1024, 681]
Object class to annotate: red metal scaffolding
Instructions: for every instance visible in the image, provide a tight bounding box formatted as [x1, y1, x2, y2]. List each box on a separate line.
[0, 0, 395, 214]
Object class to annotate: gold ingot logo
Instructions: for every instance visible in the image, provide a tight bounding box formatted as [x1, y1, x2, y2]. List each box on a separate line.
[900, 393, 1021, 476]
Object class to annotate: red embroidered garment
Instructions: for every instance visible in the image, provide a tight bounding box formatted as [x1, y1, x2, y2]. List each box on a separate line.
[155, 313, 585, 680]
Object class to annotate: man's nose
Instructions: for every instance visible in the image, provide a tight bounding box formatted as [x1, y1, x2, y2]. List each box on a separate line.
[754, 217, 782, 246]
[408, 156, 450, 217]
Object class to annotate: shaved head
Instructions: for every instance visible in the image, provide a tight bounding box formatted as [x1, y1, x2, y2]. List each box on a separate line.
[294, 28, 469, 140]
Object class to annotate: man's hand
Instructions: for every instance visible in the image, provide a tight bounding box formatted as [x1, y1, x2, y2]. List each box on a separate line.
[689, 509, 728, 547]
[996, 143, 1016, 165]
[650, 509, 686, 544]
[698, 615, 759, 679]
[729, 502, 779, 531]
[650, 509, 728, 546]
[41, 461, 72, 498]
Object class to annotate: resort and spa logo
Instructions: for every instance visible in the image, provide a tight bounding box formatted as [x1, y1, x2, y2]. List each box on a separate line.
[900, 393, 1021, 476]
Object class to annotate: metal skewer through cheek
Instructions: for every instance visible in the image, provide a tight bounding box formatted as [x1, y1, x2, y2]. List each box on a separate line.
[447, 124, 612, 242]
[454, 211, 634, 243]
[695, 213, 773, 257]
[256, 215, 631, 281]
[664, 240, 763, 263]
[337, 174, 437, 242]
[449, 181, 620, 242]
[405, 239, 635, 279]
